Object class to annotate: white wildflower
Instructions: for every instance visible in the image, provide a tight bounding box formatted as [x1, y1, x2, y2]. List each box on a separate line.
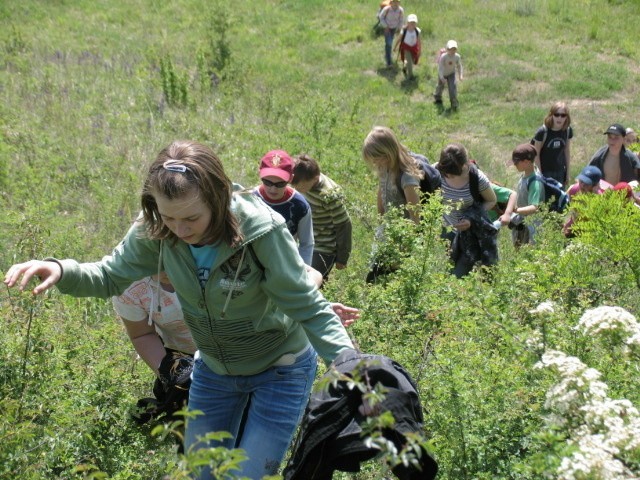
[576, 306, 639, 337]
[539, 347, 640, 479]
[525, 330, 544, 350]
[530, 301, 556, 315]
[627, 331, 640, 346]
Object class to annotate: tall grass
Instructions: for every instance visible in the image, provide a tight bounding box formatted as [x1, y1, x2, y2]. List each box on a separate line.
[2, 0, 640, 478]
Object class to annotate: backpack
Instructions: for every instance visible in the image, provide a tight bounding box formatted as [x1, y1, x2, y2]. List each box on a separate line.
[435, 47, 447, 65]
[397, 152, 442, 201]
[530, 125, 570, 147]
[468, 165, 508, 214]
[526, 174, 570, 213]
[373, 0, 391, 34]
[530, 125, 548, 146]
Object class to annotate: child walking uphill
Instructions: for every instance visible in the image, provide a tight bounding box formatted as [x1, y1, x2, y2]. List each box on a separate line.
[291, 154, 353, 283]
[510, 143, 545, 247]
[253, 149, 314, 266]
[5, 140, 354, 480]
[394, 13, 421, 79]
[532, 102, 574, 187]
[362, 126, 424, 282]
[434, 39, 463, 110]
[378, 0, 404, 68]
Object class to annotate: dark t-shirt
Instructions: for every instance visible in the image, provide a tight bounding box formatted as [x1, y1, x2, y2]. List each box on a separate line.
[534, 126, 573, 181]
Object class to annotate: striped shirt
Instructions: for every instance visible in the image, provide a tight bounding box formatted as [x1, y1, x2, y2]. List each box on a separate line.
[441, 169, 491, 226]
[300, 174, 352, 264]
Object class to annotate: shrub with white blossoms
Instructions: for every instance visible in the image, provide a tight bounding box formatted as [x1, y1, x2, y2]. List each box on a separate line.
[576, 306, 640, 356]
[536, 350, 640, 479]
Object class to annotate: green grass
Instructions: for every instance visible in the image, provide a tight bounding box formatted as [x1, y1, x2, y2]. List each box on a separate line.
[3, 0, 640, 478]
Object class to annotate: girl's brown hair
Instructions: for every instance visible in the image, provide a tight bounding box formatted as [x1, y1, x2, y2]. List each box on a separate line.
[436, 143, 468, 176]
[362, 126, 423, 182]
[141, 140, 242, 246]
[543, 101, 571, 130]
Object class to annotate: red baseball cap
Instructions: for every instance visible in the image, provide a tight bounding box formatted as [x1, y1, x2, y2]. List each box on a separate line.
[259, 150, 293, 182]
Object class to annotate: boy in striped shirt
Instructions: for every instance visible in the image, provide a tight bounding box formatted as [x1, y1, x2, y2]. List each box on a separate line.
[292, 155, 353, 284]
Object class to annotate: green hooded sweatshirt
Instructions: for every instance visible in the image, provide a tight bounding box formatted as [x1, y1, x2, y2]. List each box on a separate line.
[54, 188, 353, 375]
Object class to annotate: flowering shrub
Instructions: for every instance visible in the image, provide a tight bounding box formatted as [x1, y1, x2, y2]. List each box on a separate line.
[576, 306, 640, 357]
[533, 306, 640, 479]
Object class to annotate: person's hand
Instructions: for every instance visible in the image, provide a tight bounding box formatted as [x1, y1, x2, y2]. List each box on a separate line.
[331, 303, 360, 327]
[335, 263, 346, 270]
[459, 75, 464, 81]
[4, 260, 62, 294]
[454, 219, 471, 231]
[499, 213, 512, 226]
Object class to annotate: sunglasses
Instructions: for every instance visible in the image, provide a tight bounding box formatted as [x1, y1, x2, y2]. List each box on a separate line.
[553, 113, 567, 118]
[261, 178, 288, 188]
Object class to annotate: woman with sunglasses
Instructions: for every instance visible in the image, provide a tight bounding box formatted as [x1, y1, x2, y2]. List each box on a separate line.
[5, 140, 354, 479]
[532, 101, 574, 187]
[253, 150, 314, 265]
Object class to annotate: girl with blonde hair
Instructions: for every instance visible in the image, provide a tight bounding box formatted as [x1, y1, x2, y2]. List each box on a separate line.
[362, 126, 424, 224]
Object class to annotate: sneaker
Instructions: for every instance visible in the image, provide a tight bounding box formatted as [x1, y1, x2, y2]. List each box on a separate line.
[434, 99, 443, 105]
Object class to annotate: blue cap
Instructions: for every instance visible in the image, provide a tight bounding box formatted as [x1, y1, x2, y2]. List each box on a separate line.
[577, 166, 602, 186]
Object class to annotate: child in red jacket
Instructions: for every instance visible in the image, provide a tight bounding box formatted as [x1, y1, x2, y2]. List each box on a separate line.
[394, 14, 421, 79]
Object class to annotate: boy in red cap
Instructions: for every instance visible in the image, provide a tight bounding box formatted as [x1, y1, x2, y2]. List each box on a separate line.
[254, 150, 314, 265]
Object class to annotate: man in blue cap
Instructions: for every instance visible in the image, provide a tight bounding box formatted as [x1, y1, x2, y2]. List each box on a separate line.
[566, 165, 612, 199]
[563, 165, 612, 237]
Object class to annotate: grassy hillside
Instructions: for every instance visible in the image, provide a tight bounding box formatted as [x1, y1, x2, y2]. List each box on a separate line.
[2, 0, 640, 478]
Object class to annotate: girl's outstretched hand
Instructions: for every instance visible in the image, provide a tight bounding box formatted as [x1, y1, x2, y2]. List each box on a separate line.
[330, 303, 360, 327]
[4, 260, 62, 295]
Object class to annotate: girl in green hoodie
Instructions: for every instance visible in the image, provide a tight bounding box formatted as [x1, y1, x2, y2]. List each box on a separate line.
[5, 140, 354, 479]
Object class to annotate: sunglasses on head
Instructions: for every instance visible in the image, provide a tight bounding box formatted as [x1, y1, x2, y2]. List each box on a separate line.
[261, 178, 288, 188]
[553, 113, 567, 118]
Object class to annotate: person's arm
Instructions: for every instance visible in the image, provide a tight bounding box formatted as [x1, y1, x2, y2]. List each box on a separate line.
[4, 259, 62, 294]
[457, 55, 463, 80]
[515, 178, 543, 216]
[479, 185, 497, 212]
[438, 56, 445, 82]
[564, 139, 571, 186]
[379, 6, 390, 29]
[377, 187, 385, 215]
[121, 318, 165, 375]
[6, 222, 157, 297]
[403, 184, 421, 224]
[498, 189, 517, 225]
[253, 228, 353, 365]
[334, 218, 352, 269]
[323, 187, 352, 268]
[534, 140, 543, 171]
[296, 208, 314, 266]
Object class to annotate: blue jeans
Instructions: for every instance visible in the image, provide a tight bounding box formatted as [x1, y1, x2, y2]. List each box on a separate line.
[384, 28, 397, 66]
[185, 347, 318, 480]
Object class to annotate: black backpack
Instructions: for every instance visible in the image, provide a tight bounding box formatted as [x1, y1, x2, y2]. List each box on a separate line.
[526, 174, 569, 213]
[468, 165, 508, 214]
[396, 152, 441, 201]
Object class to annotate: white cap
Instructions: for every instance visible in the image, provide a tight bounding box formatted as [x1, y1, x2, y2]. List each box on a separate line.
[446, 39, 458, 50]
[407, 14, 418, 23]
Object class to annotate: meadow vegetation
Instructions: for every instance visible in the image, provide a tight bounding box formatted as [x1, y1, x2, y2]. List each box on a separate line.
[2, 0, 640, 478]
